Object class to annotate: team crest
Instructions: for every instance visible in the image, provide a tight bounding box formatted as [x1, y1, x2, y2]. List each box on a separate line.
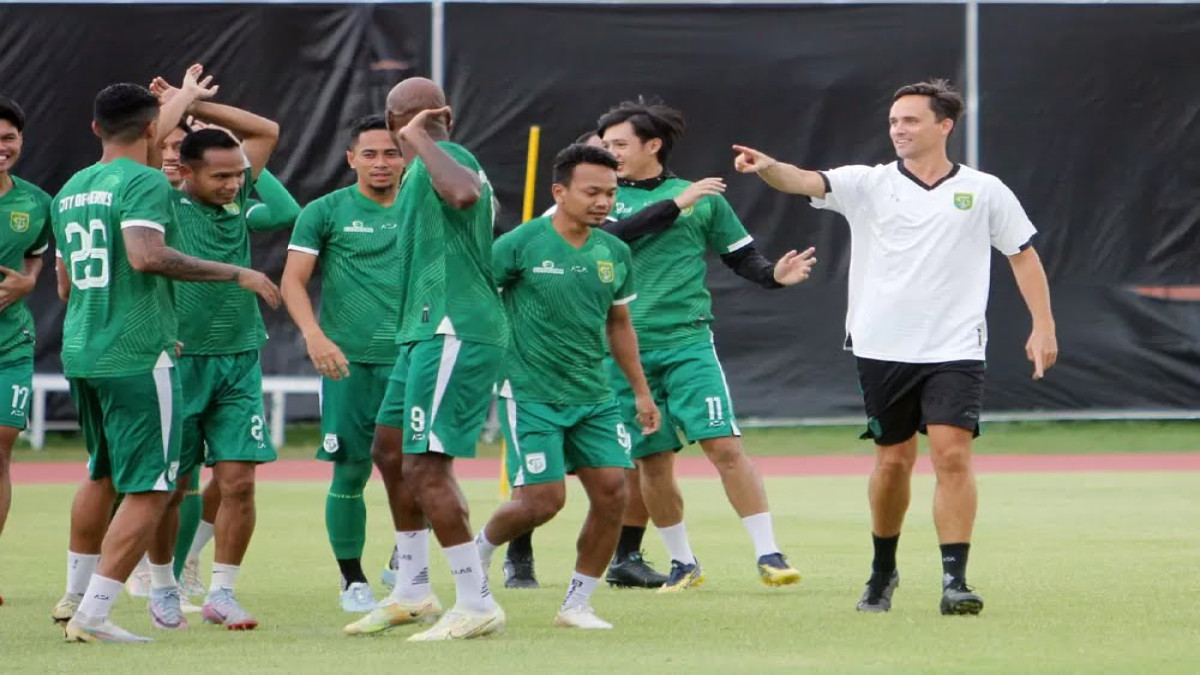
[680, 206, 694, 217]
[323, 434, 340, 454]
[953, 193, 974, 211]
[9, 212, 29, 232]
[525, 452, 546, 474]
[597, 261, 614, 283]
[222, 202, 241, 216]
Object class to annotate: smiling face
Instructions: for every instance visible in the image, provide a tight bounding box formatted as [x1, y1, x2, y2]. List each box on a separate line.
[180, 147, 246, 206]
[348, 129, 404, 193]
[0, 119, 21, 176]
[160, 126, 188, 187]
[888, 94, 954, 161]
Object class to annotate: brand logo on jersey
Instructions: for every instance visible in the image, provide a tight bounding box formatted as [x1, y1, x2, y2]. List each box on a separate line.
[323, 434, 340, 453]
[571, 265, 588, 274]
[9, 211, 29, 232]
[597, 260, 614, 283]
[532, 260, 565, 275]
[343, 220, 375, 233]
[613, 203, 633, 216]
[525, 452, 547, 474]
[380, 222, 399, 229]
[222, 202, 241, 216]
[953, 192, 974, 210]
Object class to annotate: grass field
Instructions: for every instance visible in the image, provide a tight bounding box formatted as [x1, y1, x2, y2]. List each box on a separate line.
[16, 419, 1200, 462]
[4, 422, 1199, 672]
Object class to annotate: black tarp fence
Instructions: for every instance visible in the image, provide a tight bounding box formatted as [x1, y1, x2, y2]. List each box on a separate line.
[3, 1, 1198, 423]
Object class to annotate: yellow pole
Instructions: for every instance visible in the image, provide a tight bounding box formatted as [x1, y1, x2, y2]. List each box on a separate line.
[501, 125, 541, 499]
[521, 125, 541, 222]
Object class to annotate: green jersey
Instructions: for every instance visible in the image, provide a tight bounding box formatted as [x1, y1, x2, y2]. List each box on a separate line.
[393, 141, 506, 346]
[53, 159, 178, 377]
[0, 176, 52, 365]
[172, 168, 267, 355]
[289, 185, 403, 364]
[493, 217, 635, 405]
[614, 177, 752, 350]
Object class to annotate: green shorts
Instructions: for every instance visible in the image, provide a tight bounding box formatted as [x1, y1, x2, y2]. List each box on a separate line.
[0, 356, 33, 430]
[606, 338, 741, 460]
[69, 365, 182, 494]
[317, 362, 392, 463]
[501, 398, 633, 487]
[376, 335, 502, 459]
[178, 351, 275, 475]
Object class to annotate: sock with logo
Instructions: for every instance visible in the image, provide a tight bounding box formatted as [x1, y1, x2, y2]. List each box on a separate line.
[445, 541, 497, 613]
[940, 542, 970, 586]
[561, 571, 599, 611]
[391, 529, 431, 603]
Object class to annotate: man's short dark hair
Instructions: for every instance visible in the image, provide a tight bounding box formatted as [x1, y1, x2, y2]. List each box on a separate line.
[93, 83, 160, 143]
[893, 79, 965, 124]
[180, 128, 241, 164]
[0, 95, 26, 132]
[596, 97, 686, 164]
[574, 130, 599, 145]
[349, 114, 389, 149]
[552, 144, 619, 186]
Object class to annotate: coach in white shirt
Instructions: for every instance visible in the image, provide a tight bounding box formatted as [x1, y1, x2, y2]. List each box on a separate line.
[732, 79, 1057, 617]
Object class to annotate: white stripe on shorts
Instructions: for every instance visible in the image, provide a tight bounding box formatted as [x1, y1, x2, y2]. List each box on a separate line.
[505, 397, 525, 488]
[709, 336, 741, 436]
[152, 365, 174, 491]
[427, 335, 463, 453]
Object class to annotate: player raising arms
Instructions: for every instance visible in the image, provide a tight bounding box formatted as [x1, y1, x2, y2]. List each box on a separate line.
[597, 99, 815, 591]
[345, 77, 506, 641]
[141, 68, 297, 631]
[281, 115, 404, 612]
[51, 70, 279, 643]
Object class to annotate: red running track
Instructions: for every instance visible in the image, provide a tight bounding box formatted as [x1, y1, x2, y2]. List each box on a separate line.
[11, 453, 1200, 485]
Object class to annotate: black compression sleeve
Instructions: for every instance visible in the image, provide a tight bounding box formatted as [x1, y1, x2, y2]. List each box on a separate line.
[721, 245, 783, 289]
[601, 200, 681, 242]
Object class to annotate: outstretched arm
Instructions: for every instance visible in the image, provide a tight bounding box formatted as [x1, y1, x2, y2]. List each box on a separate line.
[732, 145, 828, 198]
[122, 226, 281, 307]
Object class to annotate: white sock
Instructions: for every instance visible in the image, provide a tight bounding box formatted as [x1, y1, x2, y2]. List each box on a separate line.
[66, 551, 100, 596]
[149, 561, 176, 590]
[742, 512, 781, 558]
[188, 521, 215, 561]
[76, 575, 123, 622]
[135, 554, 150, 573]
[444, 541, 497, 613]
[561, 572, 599, 611]
[392, 530, 431, 603]
[475, 530, 498, 574]
[657, 522, 697, 565]
[210, 563, 239, 594]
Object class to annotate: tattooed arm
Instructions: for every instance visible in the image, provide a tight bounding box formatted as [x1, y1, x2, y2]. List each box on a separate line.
[123, 225, 281, 307]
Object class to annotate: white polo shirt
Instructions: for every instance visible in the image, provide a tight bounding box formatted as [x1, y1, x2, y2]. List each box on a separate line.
[811, 161, 1036, 364]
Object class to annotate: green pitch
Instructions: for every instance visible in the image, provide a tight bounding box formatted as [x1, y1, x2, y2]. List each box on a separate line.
[3, 472, 1198, 672]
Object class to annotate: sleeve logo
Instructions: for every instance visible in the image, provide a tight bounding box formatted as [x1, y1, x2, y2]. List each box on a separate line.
[9, 211, 29, 232]
[597, 260, 614, 283]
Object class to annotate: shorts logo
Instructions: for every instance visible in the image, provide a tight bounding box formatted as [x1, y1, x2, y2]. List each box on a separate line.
[167, 461, 180, 482]
[533, 260, 565, 275]
[525, 452, 546, 474]
[323, 434, 340, 453]
[597, 261, 614, 283]
[953, 193, 974, 210]
[10, 211, 29, 232]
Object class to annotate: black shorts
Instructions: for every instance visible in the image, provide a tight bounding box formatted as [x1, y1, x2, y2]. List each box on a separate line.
[855, 357, 985, 446]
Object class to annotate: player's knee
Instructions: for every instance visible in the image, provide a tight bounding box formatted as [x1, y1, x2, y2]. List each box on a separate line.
[930, 445, 972, 477]
[217, 472, 256, 503]
[702, 437, 744, 474]
[593, 474, 628, 517]
[527, 489, 566, 525]
[635, 451, 674, 483]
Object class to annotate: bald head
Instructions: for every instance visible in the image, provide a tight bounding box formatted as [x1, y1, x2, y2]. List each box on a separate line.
[386, 77, 450, 136]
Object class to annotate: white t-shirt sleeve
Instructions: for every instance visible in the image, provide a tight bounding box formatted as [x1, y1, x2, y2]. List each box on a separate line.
[809, 164, 873, 215]
[987, 178, 1037, 255]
